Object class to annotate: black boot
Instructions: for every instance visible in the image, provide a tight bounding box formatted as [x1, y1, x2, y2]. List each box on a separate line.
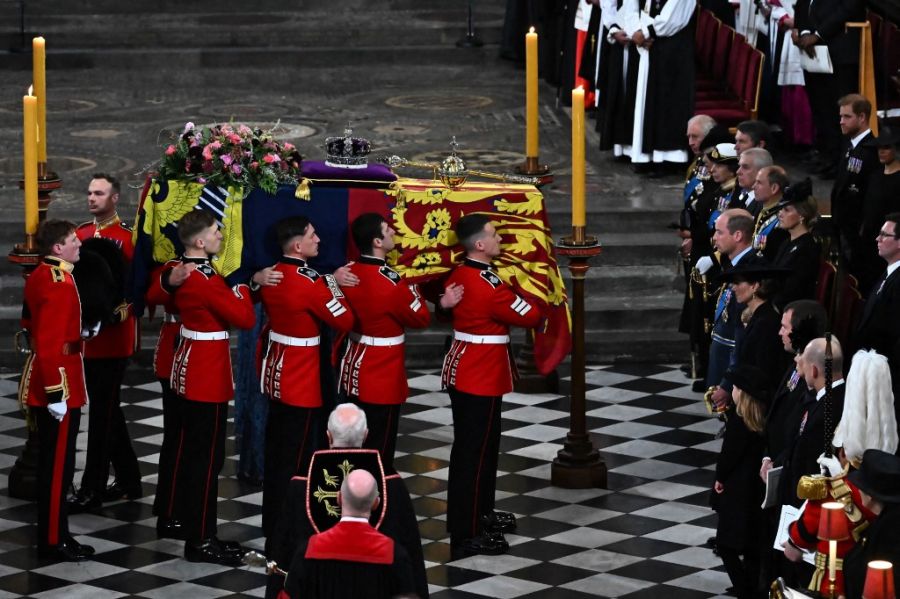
[184, 538, 244, 567]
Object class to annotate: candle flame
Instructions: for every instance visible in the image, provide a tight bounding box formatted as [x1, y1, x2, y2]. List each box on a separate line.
[27, 85, 33, 95]
[576, 85, 584, 91]
[529, 26, 535, 34]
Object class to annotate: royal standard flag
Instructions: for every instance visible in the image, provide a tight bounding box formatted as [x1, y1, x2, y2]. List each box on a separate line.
[386, 178, 571, 375]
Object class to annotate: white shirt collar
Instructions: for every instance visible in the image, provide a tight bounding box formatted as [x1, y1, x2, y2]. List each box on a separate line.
[731, 246, 753, 266]
[815, 379, 844, 401]
[744, 190, 756, 206]
[339, 516, 370, 523]
[886, 260, 900, 279]
[850, 129, 871, 149]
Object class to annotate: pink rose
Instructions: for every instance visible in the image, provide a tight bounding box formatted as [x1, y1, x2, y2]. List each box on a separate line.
[263, 153, 280, 164]
[202, 145, 214, 160]
[231, 164, 242, 175]
[221, 154, 233, 166]
[165, 145, 177, 156]
[228, 134, 241, 144]
[283, 142, 295, 151]
[250, 161, 259, 170]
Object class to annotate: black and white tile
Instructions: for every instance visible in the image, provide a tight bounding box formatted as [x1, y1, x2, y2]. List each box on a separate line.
[0, 362, 734, 598]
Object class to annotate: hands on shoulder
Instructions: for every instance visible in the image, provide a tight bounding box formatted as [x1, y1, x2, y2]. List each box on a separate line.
[334, 262, 360, 287]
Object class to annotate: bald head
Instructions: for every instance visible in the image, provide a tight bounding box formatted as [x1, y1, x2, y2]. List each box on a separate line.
[340, 469, 379, 517]
[799, 337, 844, 391]
[327, 403, 368, 448]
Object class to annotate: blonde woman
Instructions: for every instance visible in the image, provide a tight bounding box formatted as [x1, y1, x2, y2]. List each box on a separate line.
[712, 364, 770, 599]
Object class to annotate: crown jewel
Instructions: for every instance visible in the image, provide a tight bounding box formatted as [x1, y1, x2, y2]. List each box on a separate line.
[325, 127, 371, 169]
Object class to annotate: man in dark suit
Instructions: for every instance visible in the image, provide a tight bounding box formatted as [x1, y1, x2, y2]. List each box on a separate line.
[779, 336, 846, 585]
[781, 336, 846, 507]
[855, 213, 900, 437]
[793, 0, 865, 176]
[831, 95, 879, 278]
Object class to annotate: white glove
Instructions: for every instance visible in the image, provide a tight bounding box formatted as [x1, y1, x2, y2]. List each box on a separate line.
[696, 255, 714, 275]
[817, 452, 843, 478]
[81, 321, 101, 339]
[47, 401, 67, 422]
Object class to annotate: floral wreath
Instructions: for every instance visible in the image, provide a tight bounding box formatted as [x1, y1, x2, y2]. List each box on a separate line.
[158, 122, 303, 195]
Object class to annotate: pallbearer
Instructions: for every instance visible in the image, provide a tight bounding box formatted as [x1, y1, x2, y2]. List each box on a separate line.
[257, 216, 354, 553]
[339, 213, 460, 471]
[442, 214, 542, 559]
[168, 210, 255, 565]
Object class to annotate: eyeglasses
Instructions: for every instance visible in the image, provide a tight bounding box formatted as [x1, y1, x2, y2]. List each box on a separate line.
[876, 230, 898, 239]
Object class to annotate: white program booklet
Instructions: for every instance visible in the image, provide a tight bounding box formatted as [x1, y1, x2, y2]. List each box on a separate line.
[774, 503, 817, 566]
[800, 46, 833, 74]
[761, 466, 783, 509]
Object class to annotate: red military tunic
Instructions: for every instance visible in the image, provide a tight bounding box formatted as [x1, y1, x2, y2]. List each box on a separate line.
[441, 258, 542, 396]
[170, 257, 255, 402]
[22, 257, 88, 409]
[145, 259, 181, 380]
[788, 471, 876, 597]
[338, 256, 430, 405]
[76, 216, 138, 359]
[259, 256, 354, 407]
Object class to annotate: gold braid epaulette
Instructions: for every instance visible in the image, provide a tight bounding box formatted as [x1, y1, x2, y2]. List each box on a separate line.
[797, 474, 828, 501]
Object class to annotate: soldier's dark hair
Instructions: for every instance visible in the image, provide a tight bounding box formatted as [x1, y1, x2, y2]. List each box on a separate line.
[177, 209, 217, 246]
[736, 120, 771, 148]
[36, 219, 77, 257]
[351, 213, 387, 255]
[275, 215, 312, 251]
[455, 213, 491, 251]
[885, 212, 900, 237]
[91, 172, 121, 195]
[838, 94, 872, 120]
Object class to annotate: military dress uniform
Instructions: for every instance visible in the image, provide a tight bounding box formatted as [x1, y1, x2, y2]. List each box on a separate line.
[75, 215, 142, 500]
[169, 256, 255, 544]
[21, 256, 88, 552]
[752, 203, 789, 262]
[831, 131, 878, 277]
[144, 258, 184, 522]
[788, 469, 875, 596]
[338, 256, 431, 470]
[706, 178, 739, 232]
[258, 256, 354, 546]
[441, 258, 542, 544]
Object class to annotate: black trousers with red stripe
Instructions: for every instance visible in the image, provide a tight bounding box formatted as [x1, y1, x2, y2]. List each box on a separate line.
[152, 379, 183, 519]
[80, 357, 141, 495]
[262, 400, 318, 549]
[447, 387, 502, 541]
[35, 407, 81, 549]
[348, 395, 401, 473]
[176, 398, 228, 542]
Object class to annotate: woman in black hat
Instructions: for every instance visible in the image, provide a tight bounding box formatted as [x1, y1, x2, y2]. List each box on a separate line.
[712, 364, 770, 599]
[771, 179, 822, 311]
[723, 264, 792, 396]
[843, 449, 900, 599]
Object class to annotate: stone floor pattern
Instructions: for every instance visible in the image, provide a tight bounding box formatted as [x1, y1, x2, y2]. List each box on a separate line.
[0, 363, 734, 599]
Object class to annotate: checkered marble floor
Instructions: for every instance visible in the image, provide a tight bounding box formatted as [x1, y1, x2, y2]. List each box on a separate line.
[0, 362, 736, 599]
